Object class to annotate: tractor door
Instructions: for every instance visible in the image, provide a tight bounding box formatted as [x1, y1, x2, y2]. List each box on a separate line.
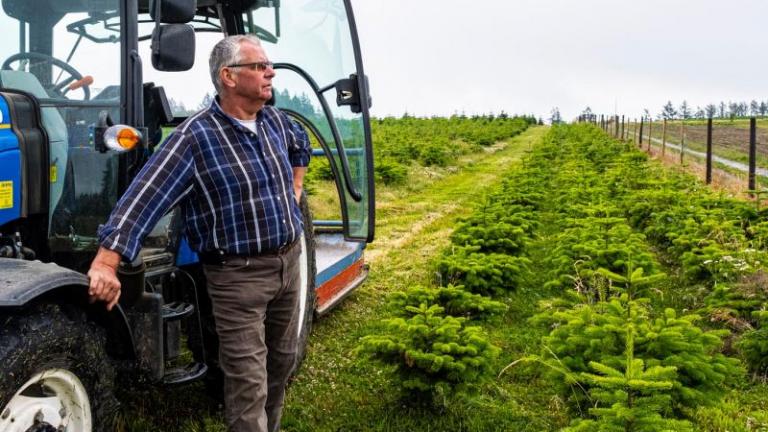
[241, 0, 375, 243]
[240, 0, 375, 313]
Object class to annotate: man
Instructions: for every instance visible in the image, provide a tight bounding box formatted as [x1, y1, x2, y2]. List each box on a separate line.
[87, 34, 310, 432]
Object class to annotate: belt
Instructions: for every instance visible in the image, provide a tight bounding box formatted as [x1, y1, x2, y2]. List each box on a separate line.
[199, 240, 300, 265]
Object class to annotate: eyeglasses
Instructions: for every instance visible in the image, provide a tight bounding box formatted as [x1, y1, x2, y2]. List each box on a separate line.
[226, 61, 274, 71]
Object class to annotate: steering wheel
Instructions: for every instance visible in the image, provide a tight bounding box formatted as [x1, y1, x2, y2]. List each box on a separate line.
[2, 52, 91, 100]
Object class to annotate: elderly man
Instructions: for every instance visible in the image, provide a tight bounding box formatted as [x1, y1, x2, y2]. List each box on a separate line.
[87, 34, 310, 432]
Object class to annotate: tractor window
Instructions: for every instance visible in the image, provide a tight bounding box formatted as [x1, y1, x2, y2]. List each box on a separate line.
[0, 4, 122, 104]
[0, 0, 124, 268]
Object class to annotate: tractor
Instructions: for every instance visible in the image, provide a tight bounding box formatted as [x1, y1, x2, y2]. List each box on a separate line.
[0, 0, 374, 430]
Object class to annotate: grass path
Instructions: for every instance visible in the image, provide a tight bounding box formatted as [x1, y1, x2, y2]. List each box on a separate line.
[281, 126, 548, 431]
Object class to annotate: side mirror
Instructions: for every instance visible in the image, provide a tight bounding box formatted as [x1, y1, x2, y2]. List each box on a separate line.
[150, 0, 196, 23]
[151, 24, 195, 71]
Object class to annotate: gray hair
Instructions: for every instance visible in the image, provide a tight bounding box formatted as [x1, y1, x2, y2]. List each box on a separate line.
[209, 34, 262, 94]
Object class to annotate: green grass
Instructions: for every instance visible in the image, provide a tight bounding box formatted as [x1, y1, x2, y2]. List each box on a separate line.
[281, 126, 562, 431]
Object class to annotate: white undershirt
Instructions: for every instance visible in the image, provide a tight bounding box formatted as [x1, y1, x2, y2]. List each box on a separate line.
[236, 118, 257, 133]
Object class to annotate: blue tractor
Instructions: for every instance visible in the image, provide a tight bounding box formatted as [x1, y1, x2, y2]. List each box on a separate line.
[0, 0, 374, 430]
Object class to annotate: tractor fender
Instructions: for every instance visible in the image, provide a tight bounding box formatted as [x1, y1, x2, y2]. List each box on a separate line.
[0, 258, 87, 306]
[0, 257, 136, 359]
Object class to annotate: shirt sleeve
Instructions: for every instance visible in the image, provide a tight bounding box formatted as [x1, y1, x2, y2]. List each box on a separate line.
[284, 114, 311, 168]
[97, 131, 195, 262]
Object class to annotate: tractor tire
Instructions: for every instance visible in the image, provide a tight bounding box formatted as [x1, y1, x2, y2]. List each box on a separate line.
[293, 191, 317, 376]
[0, 303, 119, 432]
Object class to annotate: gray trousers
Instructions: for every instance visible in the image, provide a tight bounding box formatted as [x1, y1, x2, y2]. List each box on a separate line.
[203, 241, 301, 432]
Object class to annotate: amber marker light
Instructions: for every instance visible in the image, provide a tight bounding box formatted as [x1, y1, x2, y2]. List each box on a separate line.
[104, 125, 142, 152]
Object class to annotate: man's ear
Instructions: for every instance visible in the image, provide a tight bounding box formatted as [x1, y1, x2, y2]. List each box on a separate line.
[220, 68, 237, 89]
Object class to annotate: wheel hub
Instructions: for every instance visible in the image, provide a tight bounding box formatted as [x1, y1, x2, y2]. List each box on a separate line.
[0, 369, 92, 432]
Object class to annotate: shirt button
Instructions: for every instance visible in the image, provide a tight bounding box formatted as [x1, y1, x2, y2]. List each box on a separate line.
[282, 219, 286, 223]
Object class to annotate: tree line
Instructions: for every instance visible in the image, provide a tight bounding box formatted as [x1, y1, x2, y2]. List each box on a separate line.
[656, 99, 768, 120]
[577, 100, 768, 123]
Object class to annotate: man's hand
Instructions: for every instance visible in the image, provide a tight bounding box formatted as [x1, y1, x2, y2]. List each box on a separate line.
[87, 247, 122, 311]
[293, 167, 307, 204]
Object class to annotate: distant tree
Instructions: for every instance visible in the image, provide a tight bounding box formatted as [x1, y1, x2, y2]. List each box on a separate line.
[739, 102, 749, 117]
[694, 107, 705, 119]
[719, 101, 727, 118]
[728, 101, 739, 119]
[760, 102, 768, 116]
[661, 101, 677, 120]
[750, 100, 761, 116]
[580, 106, 594, 123]
[679, 100, 692, 120]
[549, 107, 562, 124]
[537, 117, 544, 125]
[704, 104, 718, 119]
[643, 108, 651, 119]
[196, 92, 214, 111]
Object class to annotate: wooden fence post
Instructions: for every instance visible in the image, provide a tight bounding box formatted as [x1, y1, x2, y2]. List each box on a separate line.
[680, 120, 685, 164]
[749, 117, 757, 193]
[706, 118, 713, 184]
[621, 115, 625, 140]
[648, 119, 653, 152]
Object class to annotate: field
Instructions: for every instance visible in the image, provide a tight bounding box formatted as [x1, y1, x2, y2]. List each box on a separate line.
[121, 121, 768, 431]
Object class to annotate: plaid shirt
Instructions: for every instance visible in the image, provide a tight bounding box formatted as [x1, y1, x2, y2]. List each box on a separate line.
[98, 99, 311, 262]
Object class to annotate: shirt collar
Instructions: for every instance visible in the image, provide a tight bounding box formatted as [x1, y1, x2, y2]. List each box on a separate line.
[212, 95, 267, 128]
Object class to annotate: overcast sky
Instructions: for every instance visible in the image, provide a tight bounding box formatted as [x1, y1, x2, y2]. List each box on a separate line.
[351, 0, 768, 121]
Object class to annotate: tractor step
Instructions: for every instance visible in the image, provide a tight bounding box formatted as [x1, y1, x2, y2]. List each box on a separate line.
[161, 301, 194, 321]
[162, 362, 208, 385]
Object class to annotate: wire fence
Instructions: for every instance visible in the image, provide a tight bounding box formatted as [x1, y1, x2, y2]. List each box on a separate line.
[581, 114, 768, 195]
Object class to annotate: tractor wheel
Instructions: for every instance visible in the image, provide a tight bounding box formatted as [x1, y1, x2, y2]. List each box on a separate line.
[0, 303, 118, 432]
[293, 191, 317, 375]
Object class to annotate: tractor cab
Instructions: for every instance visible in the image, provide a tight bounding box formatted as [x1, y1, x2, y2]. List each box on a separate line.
[0, 0, 374, 311]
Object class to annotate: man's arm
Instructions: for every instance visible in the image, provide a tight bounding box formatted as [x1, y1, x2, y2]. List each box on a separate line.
[293, 166, 307, 203]
[88, 131, 194, 310]
[281, 113, 311, 204]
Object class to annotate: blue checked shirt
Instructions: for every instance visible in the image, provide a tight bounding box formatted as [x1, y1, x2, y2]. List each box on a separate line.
[98, 98, 311, 262]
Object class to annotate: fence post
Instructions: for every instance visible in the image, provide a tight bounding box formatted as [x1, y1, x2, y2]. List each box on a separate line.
[706, 117, 713, 184]
[680, 120, 685, 164]
[632, 119, 636, 142]
[749, 117, 757, 193]
[648, 118, 653, 152]
[639, 118, 644, 147]
[662, 119, 667, 157]
[621, 115, 625, 140]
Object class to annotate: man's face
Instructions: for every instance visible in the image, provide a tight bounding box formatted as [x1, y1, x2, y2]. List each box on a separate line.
[230, 42, 275, 103]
